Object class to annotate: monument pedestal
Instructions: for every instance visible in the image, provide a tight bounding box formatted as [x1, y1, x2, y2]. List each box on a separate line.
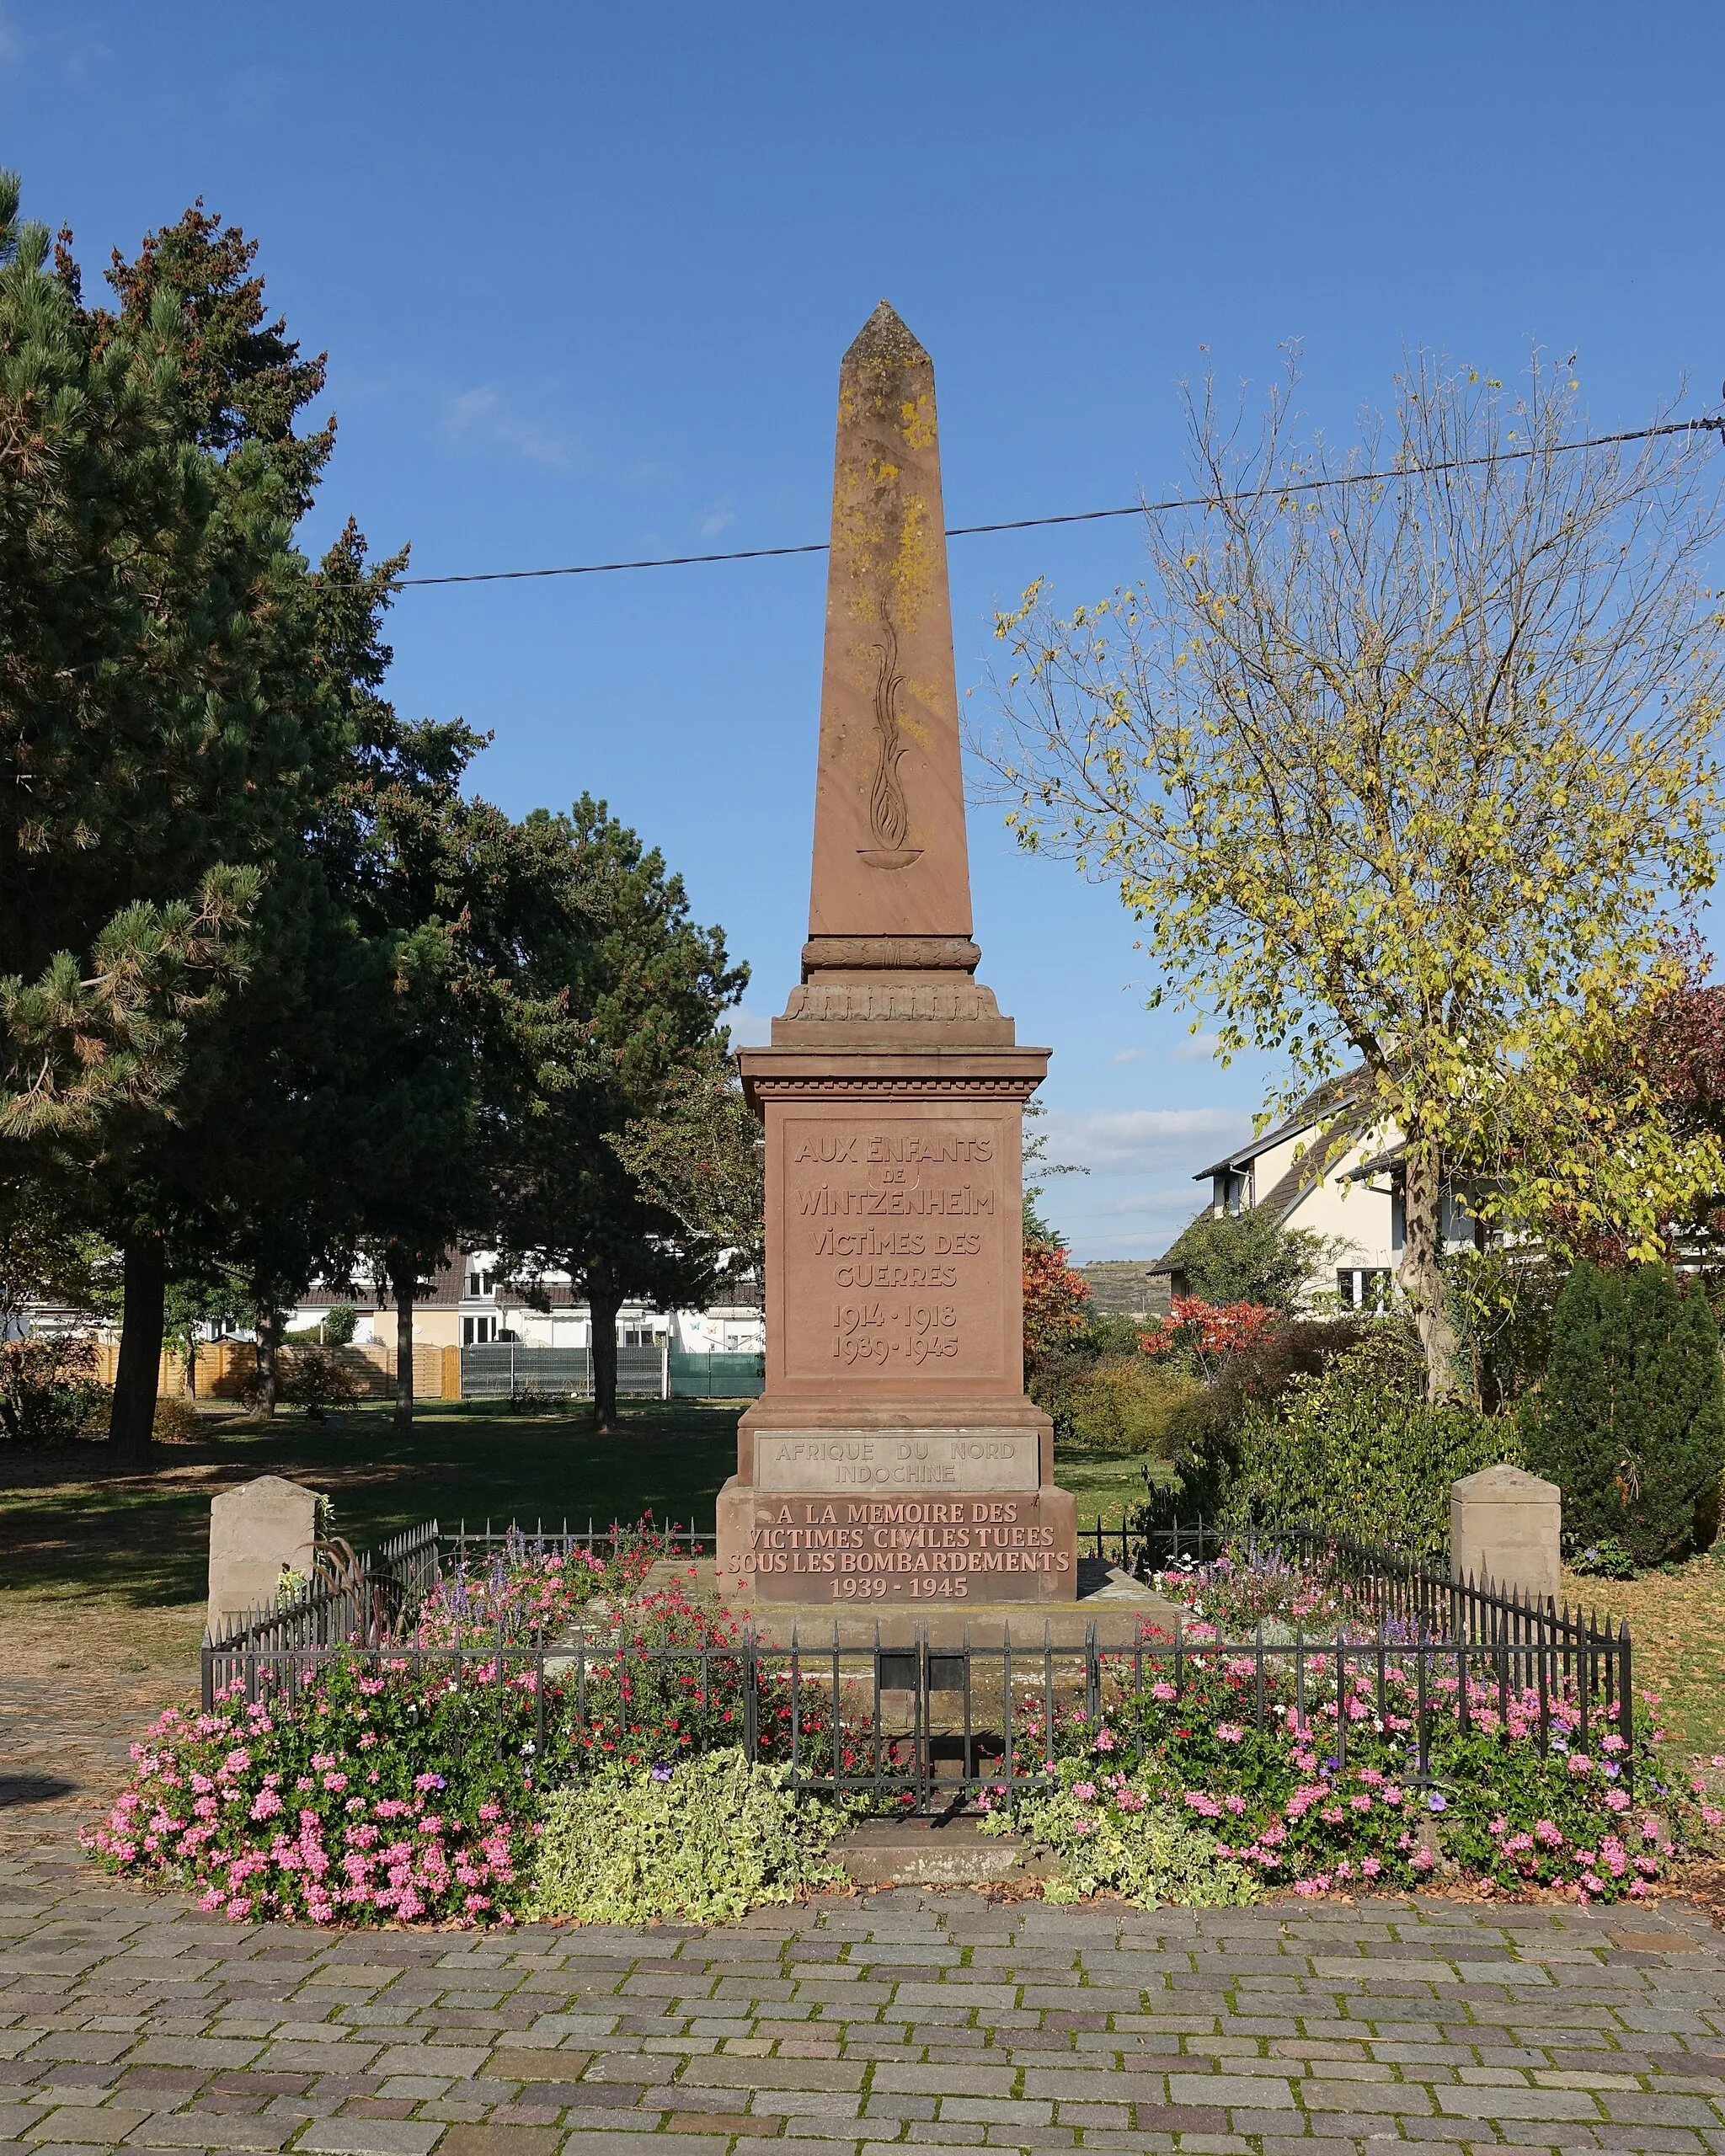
[721, 302, 1077, 1605]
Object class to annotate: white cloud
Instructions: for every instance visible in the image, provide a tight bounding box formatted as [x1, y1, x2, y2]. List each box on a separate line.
[1040, 1105, 1244, 1171]
[698, 501, 737, 539]
[442, 386, 579, 468]
[1103, 1184, 1209, 1215]
[1110, 1048, 1146, 1065]
[726, 1006, 773, 1048]
[1171, 1032, 1224, 1064]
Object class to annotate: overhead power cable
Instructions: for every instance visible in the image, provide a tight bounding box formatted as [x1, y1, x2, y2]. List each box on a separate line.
[396, 414, 1725, 589]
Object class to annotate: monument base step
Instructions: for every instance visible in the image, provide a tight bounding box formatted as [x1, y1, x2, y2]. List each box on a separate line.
[832, 1815, 1055, 1887]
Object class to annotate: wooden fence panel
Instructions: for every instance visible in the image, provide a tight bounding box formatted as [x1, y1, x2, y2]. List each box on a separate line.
[78, 1336, 447, 1401]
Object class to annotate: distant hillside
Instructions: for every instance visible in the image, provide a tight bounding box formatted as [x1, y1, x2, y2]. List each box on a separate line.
[1078, 1261, 1171, 1318]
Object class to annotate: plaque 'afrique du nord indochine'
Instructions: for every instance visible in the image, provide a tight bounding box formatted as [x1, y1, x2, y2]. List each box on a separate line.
[718, 301, 1077, 1606]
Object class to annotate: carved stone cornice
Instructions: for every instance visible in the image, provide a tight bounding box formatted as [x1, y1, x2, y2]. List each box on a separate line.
[746, 1073, 1044, 1102]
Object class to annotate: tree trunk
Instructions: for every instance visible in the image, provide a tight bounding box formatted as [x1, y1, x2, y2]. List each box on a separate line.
[588, 1262, 624, 1434]
[388, 1251, 417, 1431]
[255, 1305, 278, 1417]
[109, 1235, 166, 1471]
[1397, 1137, 1461, 1401]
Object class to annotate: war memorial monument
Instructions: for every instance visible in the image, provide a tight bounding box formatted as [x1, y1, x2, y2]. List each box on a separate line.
[716, 302, 1078, 1607]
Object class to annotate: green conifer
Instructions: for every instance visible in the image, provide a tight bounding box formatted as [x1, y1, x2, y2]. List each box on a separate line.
[1526, 1259, 1628, 1547]
[1619, 1269, 1725, 1563]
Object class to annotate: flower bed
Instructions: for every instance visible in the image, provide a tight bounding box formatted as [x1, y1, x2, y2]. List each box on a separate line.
[83, 1654, 544, 1924]
[86, 1538, 1725, 1924]
[985, 1643, 1723, 1903]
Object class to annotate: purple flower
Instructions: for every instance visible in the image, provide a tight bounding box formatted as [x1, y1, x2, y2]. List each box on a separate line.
[650, 1762, 674, 1782]
[1427, 1792, 1446, 1812]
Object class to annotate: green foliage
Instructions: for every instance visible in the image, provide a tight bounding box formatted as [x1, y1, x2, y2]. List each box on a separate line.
[1220, 1331, 1514, 1556]
[0, 1333, 105, 1445]
[1527, 1259, 1725, 1567]
[492, 800, 746, 1430]
[1142, 1317, 1368, 1522]
[982, 1763, 1258, 1908]
[1055, 1356, 1196, 1456]
[323, 1304, 357, 1347]
[531, 1752, 847, 1924]
[611, 1040, 762, 1274]
[276, 1346, 362, 1417]
[1165, 1209, 1333, 1312]
[1445, 1248, 1564, 1412]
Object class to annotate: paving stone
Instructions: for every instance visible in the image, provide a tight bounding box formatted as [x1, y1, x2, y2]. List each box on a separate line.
[292, 2126, 446, 2154]
[127, 2117, 296, 2149]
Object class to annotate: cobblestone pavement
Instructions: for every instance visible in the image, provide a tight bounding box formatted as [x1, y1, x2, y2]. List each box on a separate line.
[3, 1838, 1725, 2156]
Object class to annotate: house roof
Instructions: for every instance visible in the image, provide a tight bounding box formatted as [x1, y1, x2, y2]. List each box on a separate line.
[1191, 1067, 1371, 1183]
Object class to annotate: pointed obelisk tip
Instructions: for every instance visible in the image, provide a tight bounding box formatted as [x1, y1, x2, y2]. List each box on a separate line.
[843, 299, 929, 368]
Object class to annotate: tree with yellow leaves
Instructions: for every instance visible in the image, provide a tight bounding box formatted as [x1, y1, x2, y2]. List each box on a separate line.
[981, 352, 1725, 1398]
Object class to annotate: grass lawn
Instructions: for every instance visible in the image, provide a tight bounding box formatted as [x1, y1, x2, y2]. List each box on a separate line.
[1562, 1547, 1725, 1764]
[0, 1399, 745, 1678]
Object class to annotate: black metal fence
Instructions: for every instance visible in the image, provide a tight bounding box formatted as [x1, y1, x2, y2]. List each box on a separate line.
[202, 1518, 443, 1704]
[201, 1515, 712, 1706]
[200, 1611, 1636, 1808]
[201, 1511, 1637, 1806]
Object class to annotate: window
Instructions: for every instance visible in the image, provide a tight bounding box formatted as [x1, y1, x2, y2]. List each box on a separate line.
[1337, 1268, 1392, 1312]
[620, 1323, 662, 1348]
[466, 1268, 494, 1298]
[462, 1314, 497, 1346]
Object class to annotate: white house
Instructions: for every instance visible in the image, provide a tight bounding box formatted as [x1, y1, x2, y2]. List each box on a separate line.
[1147, 1070, 1485, 1311]
[285, 1249, 765, 1356]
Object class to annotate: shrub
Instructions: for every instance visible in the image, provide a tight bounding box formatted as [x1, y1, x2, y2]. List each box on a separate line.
[1138, 1295, 1280, 1380]
[1219, 1331, 1514, 1556]
[1146, 1316, 1370, 1519]
[152, 1396, 201, 1443]
[1526, 1260, 1725, 1567]
[324, 1303, 358, 1346]
[1060, 1357, 1196, 1455]
[1162, 1208, 1336, 1311]
[1023, 1230, 1091, 1371]
[277, 1346, 363, 1416]
[0, 1334, 106, 1444]
[531, 1751, 847, 1923]
[983, 1762, 1258, 1907]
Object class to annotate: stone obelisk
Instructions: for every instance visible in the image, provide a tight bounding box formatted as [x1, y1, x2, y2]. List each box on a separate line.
[718, 301, 1076, 1607]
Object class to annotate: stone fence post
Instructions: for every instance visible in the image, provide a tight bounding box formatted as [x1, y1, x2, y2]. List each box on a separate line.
[206, 1474, 318, 1641]
[1449, 1463, 1562, 1603]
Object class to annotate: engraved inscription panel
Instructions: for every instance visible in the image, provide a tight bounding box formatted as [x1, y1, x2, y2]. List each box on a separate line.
[781, 1114, 1007, 1382]
[756, 1429, 1036, 1494]
[724, 1492, 1075, 1604]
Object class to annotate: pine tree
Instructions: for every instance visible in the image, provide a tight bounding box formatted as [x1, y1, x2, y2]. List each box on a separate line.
[1526, 1260, 1629, 1548]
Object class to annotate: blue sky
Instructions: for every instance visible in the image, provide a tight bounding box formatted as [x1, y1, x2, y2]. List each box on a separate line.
[5, 3, 1723, 1258]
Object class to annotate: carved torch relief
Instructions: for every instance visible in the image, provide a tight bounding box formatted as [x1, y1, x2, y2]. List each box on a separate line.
[858, 622, 920, 870]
